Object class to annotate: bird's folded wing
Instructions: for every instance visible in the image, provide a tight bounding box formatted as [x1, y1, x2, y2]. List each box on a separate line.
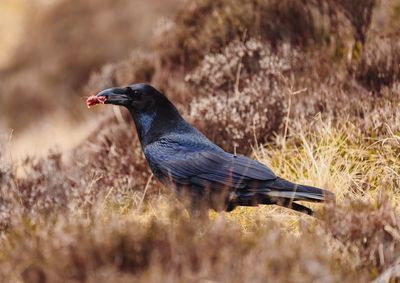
[155, 150, 277, 190]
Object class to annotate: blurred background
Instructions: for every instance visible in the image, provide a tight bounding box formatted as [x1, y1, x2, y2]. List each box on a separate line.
[0, 0, 181, 157]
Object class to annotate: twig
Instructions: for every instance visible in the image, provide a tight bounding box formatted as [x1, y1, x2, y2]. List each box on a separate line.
[372, 259, 400, 283]
[282, 87, 307, 147]
[234, 60, 242, 96]
[279, 75, 307, 170]
[138, 173, 154, 211]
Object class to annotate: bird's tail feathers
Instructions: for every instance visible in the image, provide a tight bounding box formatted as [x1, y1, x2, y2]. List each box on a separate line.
[229, 178, 334, 215]
[262, 178, 334, 203]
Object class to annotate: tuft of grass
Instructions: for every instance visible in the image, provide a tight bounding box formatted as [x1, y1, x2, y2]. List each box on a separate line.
[259, 119, 400, 202]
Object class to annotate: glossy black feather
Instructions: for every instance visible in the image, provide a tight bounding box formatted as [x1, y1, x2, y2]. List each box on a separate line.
[144, 138, 276, 190]
[99, 83, 334, 215]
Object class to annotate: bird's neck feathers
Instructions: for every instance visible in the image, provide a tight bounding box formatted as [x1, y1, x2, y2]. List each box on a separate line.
[128, 99, 187, 147]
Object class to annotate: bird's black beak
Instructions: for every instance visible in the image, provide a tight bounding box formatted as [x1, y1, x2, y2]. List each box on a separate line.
[96, 87, 131, 106]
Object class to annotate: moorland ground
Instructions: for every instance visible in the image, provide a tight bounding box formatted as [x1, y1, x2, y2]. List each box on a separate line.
[1, 0, 400, 282]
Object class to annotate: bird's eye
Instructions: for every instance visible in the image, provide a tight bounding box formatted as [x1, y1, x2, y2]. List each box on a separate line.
[126, 87, 140, 96]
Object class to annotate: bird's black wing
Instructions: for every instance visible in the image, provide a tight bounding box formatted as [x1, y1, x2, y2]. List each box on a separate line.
[146, 140, 276, 190]
[145, 138, 332, 215]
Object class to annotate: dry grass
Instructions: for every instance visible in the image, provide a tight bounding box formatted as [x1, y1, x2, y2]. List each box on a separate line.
[1, 0, 400, 282]
[1, 118, 400, 282]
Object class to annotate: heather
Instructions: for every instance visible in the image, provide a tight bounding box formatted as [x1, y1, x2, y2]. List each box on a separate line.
[1, 0, 400, 282]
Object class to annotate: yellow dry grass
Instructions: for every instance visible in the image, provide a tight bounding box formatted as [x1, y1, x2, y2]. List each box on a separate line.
[2, 114, 399, 282]
[1, 0, 400, 282]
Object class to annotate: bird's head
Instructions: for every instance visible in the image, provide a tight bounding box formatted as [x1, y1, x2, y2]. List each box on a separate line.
[92, 83, 184, 144]
[94, 83, 167, 112]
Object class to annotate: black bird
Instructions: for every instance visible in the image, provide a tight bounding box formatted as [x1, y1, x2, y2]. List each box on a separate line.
[93, 83, 334, 215]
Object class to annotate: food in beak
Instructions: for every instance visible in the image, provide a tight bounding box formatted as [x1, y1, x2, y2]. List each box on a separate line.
[86, 96, 107, 108]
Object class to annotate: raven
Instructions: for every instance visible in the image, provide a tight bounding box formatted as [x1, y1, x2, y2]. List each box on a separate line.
[91, 83, 334, 215]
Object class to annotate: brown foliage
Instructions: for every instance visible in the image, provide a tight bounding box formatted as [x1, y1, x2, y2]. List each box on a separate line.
[323, 199, 400, 273]
[186, 39, 293, 152]
[72, 113, 152, 192]
[333, 0, 377, 44]
[355, 37, 400, 92]
[155, 0, 337, 70]
[0, 113, 157, 230]
[0, 208, 364, 283]
[2, 1, 400, 282]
